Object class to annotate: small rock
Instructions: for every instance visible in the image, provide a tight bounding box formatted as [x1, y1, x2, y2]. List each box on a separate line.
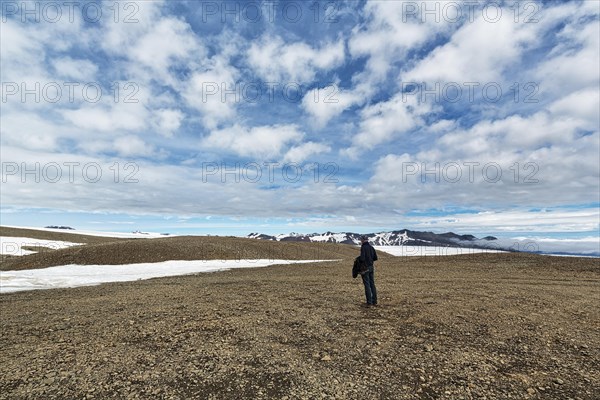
[424, 344, 434, 352]
[321, 355, 332, 361]
[527, 388, 536, 395]
[554, 378, 564, 385]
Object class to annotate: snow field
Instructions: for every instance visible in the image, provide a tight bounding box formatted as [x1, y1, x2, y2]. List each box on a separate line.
[0, 259, 338, 294]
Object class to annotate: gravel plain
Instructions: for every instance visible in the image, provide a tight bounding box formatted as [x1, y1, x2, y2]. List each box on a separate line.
[1, 228, 599, 399]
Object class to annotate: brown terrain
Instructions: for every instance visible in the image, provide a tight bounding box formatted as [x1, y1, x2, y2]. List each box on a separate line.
[1, 227, 599, 399]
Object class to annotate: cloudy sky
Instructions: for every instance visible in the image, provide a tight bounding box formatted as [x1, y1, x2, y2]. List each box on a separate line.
[1, 1, 598, 252]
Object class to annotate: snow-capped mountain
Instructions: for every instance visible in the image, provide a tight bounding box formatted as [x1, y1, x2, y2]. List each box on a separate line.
[247, 230, 498, 248]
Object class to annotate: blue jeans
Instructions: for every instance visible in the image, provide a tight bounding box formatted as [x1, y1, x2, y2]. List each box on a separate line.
[361, 270, 377, 305]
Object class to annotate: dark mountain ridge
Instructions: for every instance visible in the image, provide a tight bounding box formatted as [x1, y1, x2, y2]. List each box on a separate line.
[248, 229, 498, 249]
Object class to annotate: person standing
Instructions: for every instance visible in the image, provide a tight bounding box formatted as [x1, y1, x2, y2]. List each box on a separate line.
[359, 235, 378, 306]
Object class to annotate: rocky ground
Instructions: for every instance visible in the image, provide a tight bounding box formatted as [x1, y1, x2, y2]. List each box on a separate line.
[1, 229, 599, 399]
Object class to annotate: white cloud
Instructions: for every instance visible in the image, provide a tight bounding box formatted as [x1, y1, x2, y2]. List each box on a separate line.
[358, 3, 598, 215]
[100, 1, 165, 56]
[548, 88, 599, 129]
[303, 0, 451, 126]
[72, 135, 159, 159]
[429, 119, 456, 133]
[430, 112, 586, 157]
[2, 0, 200, 158]
[349, 1, 437, 60]
[511, 236, 600, 255]
[365, 108, 599, 210]
[0, 20, 47, 82]
[183, 57, 240, 129]
[0, 113, 63, 151]
[342, 93, 432, 158]
[283, 142, 331, 163]
[402, 209, 600, 236]
[51, 57, 98, 81]
[113, 136, 154, 157]
[403, 15, 537, 84]
[60, 102, 148, 133]
[128, 17, 205, 84]
[301, 83, 361, 128]
[247, 35, 344, 84]
[153, 109, 184, 138]
[493, 112, 590, 151]
[534, 17, 600, 97]
[202, 124, 304, 159]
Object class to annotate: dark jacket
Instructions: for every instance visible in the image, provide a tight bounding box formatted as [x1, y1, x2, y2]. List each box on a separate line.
[359, 242, 378, 271]
[352, 256, 367, 278]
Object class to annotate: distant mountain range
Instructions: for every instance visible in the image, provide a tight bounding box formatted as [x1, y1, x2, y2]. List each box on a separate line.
[247, 229, 498, 248]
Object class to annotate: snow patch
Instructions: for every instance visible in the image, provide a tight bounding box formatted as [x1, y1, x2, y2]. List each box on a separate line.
[375, 246, 506, 257]
[2, 226, 172, 239]
[0, 259, 338, 294]
[1, 237, 82, 256]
